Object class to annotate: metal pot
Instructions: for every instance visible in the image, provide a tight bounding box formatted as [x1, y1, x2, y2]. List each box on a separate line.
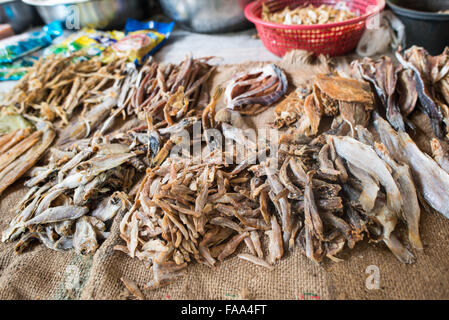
[159, 0, 253, 33]
[0, 0, 39, 33]
[387, 0, 449, 55]
[22, 0, 149, 30]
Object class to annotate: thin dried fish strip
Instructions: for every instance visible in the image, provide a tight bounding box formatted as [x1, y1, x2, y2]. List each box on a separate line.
[238, 253, 274, 270]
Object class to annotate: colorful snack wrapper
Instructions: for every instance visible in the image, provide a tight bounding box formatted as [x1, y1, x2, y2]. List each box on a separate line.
[0, 56, 37, 81]
[111, 19, 175, 64]
[45, 29, 125, 58]
[0, 21, 63, 64]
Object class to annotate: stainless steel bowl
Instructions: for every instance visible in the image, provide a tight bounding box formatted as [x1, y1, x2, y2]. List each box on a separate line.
[22, 0, 148, 30]
[159, 0, 253, 33]
[0, 0, 39, 33]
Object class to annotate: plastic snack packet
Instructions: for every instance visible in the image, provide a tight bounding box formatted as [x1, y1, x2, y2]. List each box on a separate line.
[0, 21, 63, 64]
[45, 29, 125, 58]
[111, 19, 175, 64]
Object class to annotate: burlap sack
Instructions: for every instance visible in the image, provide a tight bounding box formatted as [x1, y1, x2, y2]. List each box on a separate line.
[1, 55, 448, 300]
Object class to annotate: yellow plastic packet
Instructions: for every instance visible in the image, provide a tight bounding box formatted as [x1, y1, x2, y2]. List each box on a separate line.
[110, 19, 175, 64]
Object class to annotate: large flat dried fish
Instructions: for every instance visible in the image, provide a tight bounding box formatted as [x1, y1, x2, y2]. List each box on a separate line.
[375, 115, 449, 219]
[331, 135, 402, 214]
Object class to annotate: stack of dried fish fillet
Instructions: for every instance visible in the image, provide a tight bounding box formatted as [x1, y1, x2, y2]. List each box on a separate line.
[1, 126, 150, 255]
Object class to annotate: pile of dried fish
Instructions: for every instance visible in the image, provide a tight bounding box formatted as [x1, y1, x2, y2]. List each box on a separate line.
[2, 53, 130, 126]
[129, 55, 216, 166]
[262, 3, 357, 25]
[57, 61, 139, 146]
[0, 111, 55, 197]
[117, 119, 376, 289]
[1, 126, 149, 255]
[115, 57, 449, 290]
[131, 55, 215, 121]
[225, 64, 288, 115]
[352, 46, 449, 139]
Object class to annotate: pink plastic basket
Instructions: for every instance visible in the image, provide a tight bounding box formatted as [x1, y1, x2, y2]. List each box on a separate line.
[245, 0, 385, 57]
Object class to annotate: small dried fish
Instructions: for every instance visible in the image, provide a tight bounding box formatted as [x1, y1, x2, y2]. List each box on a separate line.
[21, 206, 89, 227]
[238, 253, 274, 270]
[120, 277, 145, 300]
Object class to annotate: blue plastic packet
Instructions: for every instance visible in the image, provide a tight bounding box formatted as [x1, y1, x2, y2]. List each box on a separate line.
[0, 56, 37, 81]
[110, 19, 175, 65]
[0, 21, 63, 64]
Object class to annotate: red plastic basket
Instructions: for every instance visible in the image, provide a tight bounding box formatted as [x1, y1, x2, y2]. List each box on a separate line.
[245, 0, 385, 57]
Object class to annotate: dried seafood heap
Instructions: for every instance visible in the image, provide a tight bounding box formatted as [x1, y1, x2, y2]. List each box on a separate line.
[116, 51, 449, 289]
[129, 55, 216, 166]
[0, 110, 55, 196]
[262, 3, 357, 25]
[2, 53, 129, 126]
[1, 126, 150, 255]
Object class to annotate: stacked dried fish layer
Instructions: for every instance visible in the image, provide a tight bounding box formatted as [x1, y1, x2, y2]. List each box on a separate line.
[130, 55, 217, 167]
[131, 55, 215, 121]
[2, 127, 149, 255]
[2, 53, 130, 126]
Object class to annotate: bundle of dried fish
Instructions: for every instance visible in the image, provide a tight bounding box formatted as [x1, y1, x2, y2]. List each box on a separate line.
[131, 55, 215, 121]
[225, 64, 288, 115]
[0, 115, 55, 197]
[353, 56, 406, 131]
[395, 46, 449, 138]
[2, 127, 148, 254]
[262, 3, 357, 25]
[2, 53, 130, 126]
[374, 114, 449, 220]
[328, 133, 418, 262]
[57, 61, 139, 145]
[280, 74, 374, 136]
[129, 56, 216, 165]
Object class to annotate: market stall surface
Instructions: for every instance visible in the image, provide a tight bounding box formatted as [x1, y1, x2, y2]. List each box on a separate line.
[0, 29, 448, 300]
